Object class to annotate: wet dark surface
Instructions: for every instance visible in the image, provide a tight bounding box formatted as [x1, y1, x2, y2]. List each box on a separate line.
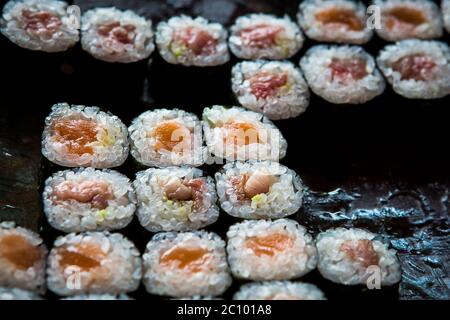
[0, 0, 449, 300]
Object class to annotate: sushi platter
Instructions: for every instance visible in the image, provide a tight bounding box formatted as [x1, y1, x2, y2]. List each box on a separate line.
[0, 0, 449, 301]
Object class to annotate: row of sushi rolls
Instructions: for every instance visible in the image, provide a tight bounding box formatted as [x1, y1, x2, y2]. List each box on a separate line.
[0, 0, 449, 300]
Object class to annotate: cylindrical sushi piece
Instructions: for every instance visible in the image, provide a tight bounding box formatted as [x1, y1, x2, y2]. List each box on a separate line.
[62, 293, 131, 300]
[231, 60, 310, 120]
[300, 45, 385, 104]
[202, 105, 287, 162]
[226, 219, 318, 281]
[42, 103, 129, 168]
[142, 231, 232, 297]
[377, 39, 450, 99]
[233, 281, 326, 300]
[128, 108, 204, 167]
[215, 161, 303, 219]
[229, 14, 303, 60]
[298, 0, 373, 44]
[316, 228, 402, 286]
[0, 0, 79, 52]
[47, 232, 142, 296]
[0, 287, 42, 300]
[0, 222, 47, 293]
[374, 0, 443, 41]
[43, 168, 136, 233]
[155, 15, 229, 67]
[443, 0, 450, 33]
[133, 167, 219, 232]
[81, 7, 154, 63]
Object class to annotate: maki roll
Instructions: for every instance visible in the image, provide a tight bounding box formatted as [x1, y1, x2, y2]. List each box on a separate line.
[133, 167, 219, 232]
[374, 0, 443, 41]
[443, 0, 450, 33]
[156, 15, 229, 67]
[215, 161, 303, 219]
[233, 281, 326, 300]
[226, 219, 318, 281]
[81, 7, 154, 63]
[231, 60, 310, 120]
[0, 287, 42, 300]
[229, 14, 303, 60]
[300, 45, 385, 104]
[43, 168, 136, 233]
[377, 40, 450, 99]
[47, 232, 142, 296]
[0, 222, 47, 293]
[1, 0, 79, 52]
[62, 293, 131, 300]
[316, 228, 402, 286]
[42, 103, 129, 168]
[142, 231, 232, 297]
[202, 105, 287, 162]
[128, 108, 204, 167]
[297, 0, 373, 44]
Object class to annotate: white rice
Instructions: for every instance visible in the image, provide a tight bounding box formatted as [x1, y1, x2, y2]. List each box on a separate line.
[81, 7, 154, 63]
[215, 161, 303, 219]
[300, 45, 386, 104]
[62, 293, 131, 300]
[229, 14, 303, 60]
[316, 228, 402, 286]
[298, 0, 373, 44]
[443, 0, 450, 33]
[133, 167, 219, 232]
[47, 232, 142, 296]
[142, 231, 232, 297]
[374, 0, 443, 41]
[156, 15, 229, 66]
[43, 168, 136, 233]
[0, 287, 42, 300]
[202, 105, 287, 162]
[377, 39, 450, 99]
[128, 108, 205, 167]
[0, 0, 79, 52]
[231, 60, 310, 120]
[42, 103, 129, 169]
[233, 281, 326, 300]
[0, 221, 47, 293]
[227, 219, 318, 281]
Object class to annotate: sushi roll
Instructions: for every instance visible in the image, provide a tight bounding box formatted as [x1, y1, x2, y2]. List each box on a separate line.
[133, 167, 219, 232]
[316, 228, 402, 286]
[0, 222, 47, 293]
[297, 0, 373, 44]
[142, 231, 232, 297]
[374, 0, 443, 41]
[43, 168, 136, 233]
[0, 0, 79, 52]
[233, 281, 326, 300]
[42, 103, 129, 168]
[156, 15, 229, 67]
[62, 293, 131, 300]
[0, 287, 42, 300]
[443, 0, 450, 33]
[227, 219, 318, 281]
[377, 40, 450, 99]
[81, 7, 154, 63]
[229, 14, 303, 60]
[47, 232, 142, 296]
[128, 108, 204, 167]
[300, 45, 386, 104]
[231, 60, 310, 120]
[215, 161, 303, 219]
[202, 106, 287, 162]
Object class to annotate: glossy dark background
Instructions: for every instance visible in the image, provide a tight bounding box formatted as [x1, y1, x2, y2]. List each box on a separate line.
[0, 0, 448, 300]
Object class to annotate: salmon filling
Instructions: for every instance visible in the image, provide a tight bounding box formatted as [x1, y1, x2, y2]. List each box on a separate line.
[22, 9, 62, 35]
[97, 22, 137, 45]
[240, 24, 283, 48]
[160, 246, 209, 272]
[246, 233, 294, 257]
[392, 54, 437, 81]
[329, 57, 368, 83]
[163, 177, 206, 211]
[0, 234, 42, 270]
[58, 243, 105, 271]
[53, 180, 114, 210]
[151, 120, 191, 152]
[230, 171, 274, 200]
[385, 6, 427, 31]
[174, 27, 217, 55]
[250, 72, 288, 100]
[223, 122, 260, 146]
[53, 118, 98, 156]
[340, 239, 379, 268]
[315, 8, 364, 31]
